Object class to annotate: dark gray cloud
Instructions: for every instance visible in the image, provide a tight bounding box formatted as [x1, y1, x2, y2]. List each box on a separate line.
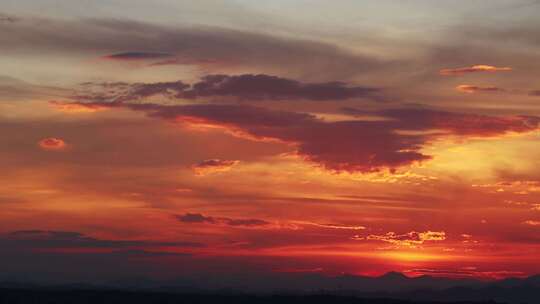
[1, 230, 205, 249]
[74, 74, 379, 102]
[176, 213, 271, 227]
[182, 74, 378, 101]
[177, 213, 216, 224]
[0, 16, 387, 79]
[102, 51, 175, 61]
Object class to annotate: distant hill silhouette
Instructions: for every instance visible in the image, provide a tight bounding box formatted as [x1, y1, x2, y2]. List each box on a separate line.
[1, 272, 539, 303]
[0, 289, 503, 304]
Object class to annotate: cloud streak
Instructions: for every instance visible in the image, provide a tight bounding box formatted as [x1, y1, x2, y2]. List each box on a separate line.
[295, 221, 366, 230]
[74, 74, 379, 102]
[1, 230, 204, 249]
[456, 85, 505, 93]
[176, 213, 271, 228]
[180, 74, 378, 101]
[102, 52, 175, 61]
[440, 65, 512, 76]
[192, 159, 240, 176]
[0, 16, 386, 78]
[355, 231, 446, 247]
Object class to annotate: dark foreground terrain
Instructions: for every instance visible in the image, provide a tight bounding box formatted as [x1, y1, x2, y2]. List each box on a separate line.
[0, 289, 503, 304]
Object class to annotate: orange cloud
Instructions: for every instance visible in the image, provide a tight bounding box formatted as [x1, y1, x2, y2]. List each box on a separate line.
[440, 65, 512, 76]
[191, 159, 240, 176]
[38, 137, 67, 151]
[356, 231, 446, 247]
[456, 84, 505, 93]
[523, 220, 540, 226]
[50, 101, 108, 113]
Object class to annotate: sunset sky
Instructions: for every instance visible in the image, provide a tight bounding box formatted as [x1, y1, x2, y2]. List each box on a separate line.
[1, 0, 540, 284]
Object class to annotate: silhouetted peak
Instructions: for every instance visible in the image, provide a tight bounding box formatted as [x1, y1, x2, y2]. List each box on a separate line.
[380, 272, 408, 280]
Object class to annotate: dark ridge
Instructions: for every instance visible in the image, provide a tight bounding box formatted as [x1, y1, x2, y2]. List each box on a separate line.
[0, 288, 502, 304]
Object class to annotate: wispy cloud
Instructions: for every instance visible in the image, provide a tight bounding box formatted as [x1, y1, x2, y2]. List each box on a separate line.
[354, 231, 446, 247]
[293, 221, 366, 230]
[176, 213, 272, 228]
[73, 74, 379, 103]
[191, 159, 240, 176]
[440, 65, 512, 76]
[2, 230, 204, 249]
[456, 84, 505, 93]
[0, 16, 386, 79]
[102, 52, 175, 61]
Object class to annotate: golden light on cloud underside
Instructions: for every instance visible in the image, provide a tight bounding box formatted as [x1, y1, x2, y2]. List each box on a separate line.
[456, 84, 503, 93]
[50, 101, 109, 113]
[175, 115, 286, 143]
[440, 65, 512, 76]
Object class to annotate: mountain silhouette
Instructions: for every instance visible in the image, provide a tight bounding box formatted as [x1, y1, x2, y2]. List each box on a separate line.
[1, 272, 539, 303]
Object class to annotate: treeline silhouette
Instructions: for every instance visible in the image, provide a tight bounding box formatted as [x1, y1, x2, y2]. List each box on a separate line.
[0, 288, 502, 304]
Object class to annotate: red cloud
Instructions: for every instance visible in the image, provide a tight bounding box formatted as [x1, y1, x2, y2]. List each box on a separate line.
[456, 85, 505, 93]
[56, 102, 540, 173]
[440, 65, 512, 76]
[38, 137, 67, 151]
[345, 108, 540, 137]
